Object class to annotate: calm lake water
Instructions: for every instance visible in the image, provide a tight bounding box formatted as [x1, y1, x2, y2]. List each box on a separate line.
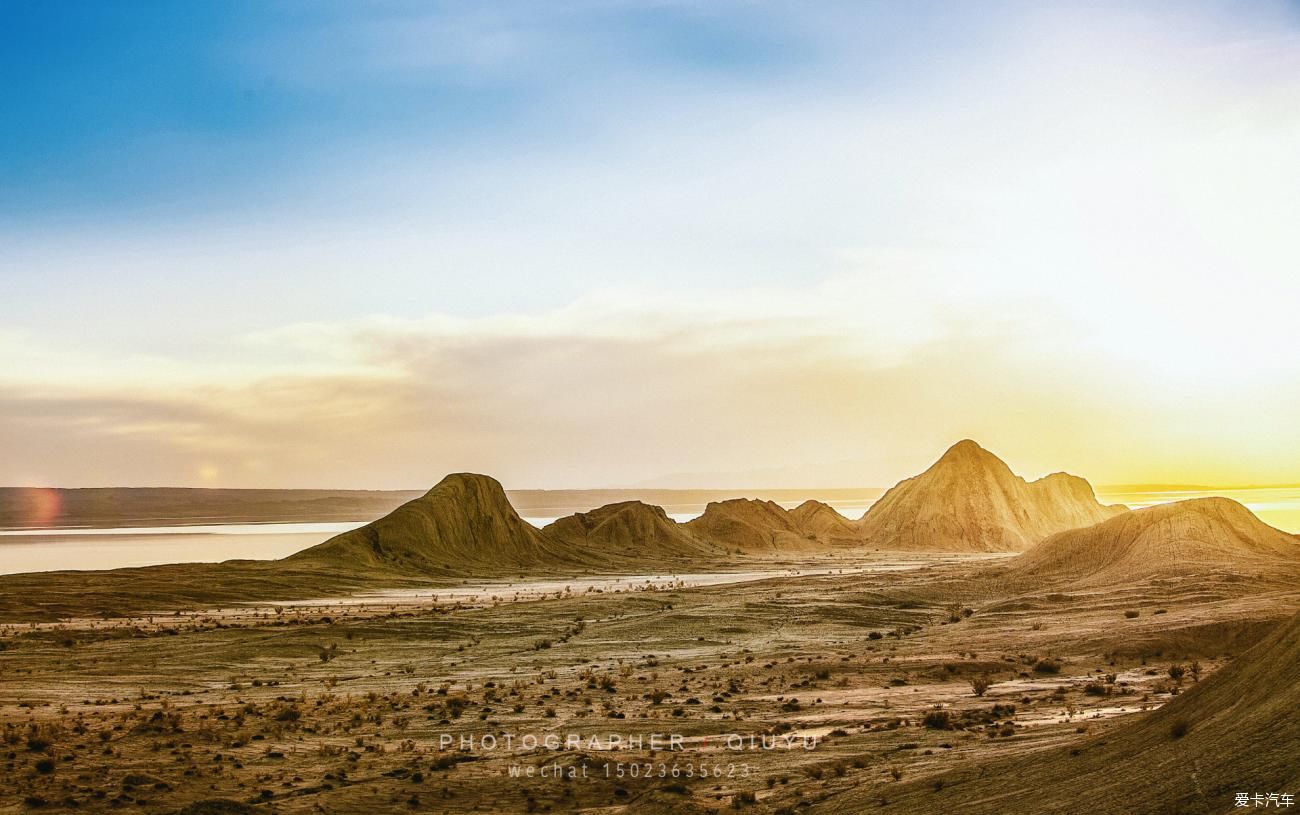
[1, 490, 1296, 576]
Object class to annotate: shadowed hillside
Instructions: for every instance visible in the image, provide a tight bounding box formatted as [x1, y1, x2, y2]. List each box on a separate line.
[857, 439, 1126, 552]
[813, 608, 1300, 815]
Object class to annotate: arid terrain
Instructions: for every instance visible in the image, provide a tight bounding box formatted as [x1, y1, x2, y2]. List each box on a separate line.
[2, 443, 1297, 814]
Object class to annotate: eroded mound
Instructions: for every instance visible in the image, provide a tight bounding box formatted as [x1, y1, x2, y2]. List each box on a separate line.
[542, 501, 721, 559]
[685, 498, 832, 553]
[1013, 497, 1300, 583]
[857, 439, 1126, 552]
[291, 473, 586, 574]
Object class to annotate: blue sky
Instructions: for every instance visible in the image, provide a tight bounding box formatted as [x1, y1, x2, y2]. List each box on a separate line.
[4, 1, 810, 218]
[3, 1, 1300, 488]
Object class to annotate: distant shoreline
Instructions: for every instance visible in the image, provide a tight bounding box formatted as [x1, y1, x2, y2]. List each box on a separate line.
[0, 487, 884, 531]
[4, 484, 1299, 533]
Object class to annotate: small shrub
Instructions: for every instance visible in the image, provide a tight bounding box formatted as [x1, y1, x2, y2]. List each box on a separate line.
[1124, 610, 1140, 619]
[1169, 719, 1190, 739]
[1032, 659, 1062, 675]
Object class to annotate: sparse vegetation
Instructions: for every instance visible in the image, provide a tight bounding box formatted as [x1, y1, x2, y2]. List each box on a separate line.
[1032, 658, 1063, 675]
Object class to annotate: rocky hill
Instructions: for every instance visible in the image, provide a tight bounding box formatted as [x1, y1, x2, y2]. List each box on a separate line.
[290, 473, 586, 574]
[788, 500, 861, 545]
[857, 439, 1126, 552]
[685, 498, 838, 554]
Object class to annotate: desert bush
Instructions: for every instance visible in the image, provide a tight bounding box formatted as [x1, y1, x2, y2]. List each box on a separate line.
[970, 676, 991, 697]
[1169, 718, 1190, 739]
[1032, 658, 1062, 675]
[922, 710, 952, 730]
[429, 753, 463, 771]
[1124, 610, 1140, 619]
[444, 695, 469, 718]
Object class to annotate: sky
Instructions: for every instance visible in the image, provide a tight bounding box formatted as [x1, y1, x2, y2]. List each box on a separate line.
[2, 0, 1300, 490]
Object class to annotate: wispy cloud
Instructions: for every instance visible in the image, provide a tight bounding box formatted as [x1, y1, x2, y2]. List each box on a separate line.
[3, 2, 1299, 488]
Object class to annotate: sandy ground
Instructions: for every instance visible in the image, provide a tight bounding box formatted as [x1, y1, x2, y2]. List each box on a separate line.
[0, 553, 1294, 814]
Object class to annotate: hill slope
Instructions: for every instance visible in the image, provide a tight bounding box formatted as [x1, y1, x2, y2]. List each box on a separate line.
[1012, 496, 1300, 583]
[857, 439, 1125, 552]
[814, 608, 1300, 815]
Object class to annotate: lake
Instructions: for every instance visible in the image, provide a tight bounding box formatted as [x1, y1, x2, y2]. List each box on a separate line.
[1, 489, 1296, 576]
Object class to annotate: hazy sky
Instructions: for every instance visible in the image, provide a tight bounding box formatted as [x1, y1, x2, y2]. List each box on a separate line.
[3, 1, 1300, 490]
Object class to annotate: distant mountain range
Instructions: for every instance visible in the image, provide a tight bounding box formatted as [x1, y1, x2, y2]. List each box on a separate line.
[287, 440, 1178, 574]
[2, 439, 1297, 621]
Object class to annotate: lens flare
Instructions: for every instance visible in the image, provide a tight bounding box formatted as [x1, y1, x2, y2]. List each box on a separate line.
[18, 487, 62, 529]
